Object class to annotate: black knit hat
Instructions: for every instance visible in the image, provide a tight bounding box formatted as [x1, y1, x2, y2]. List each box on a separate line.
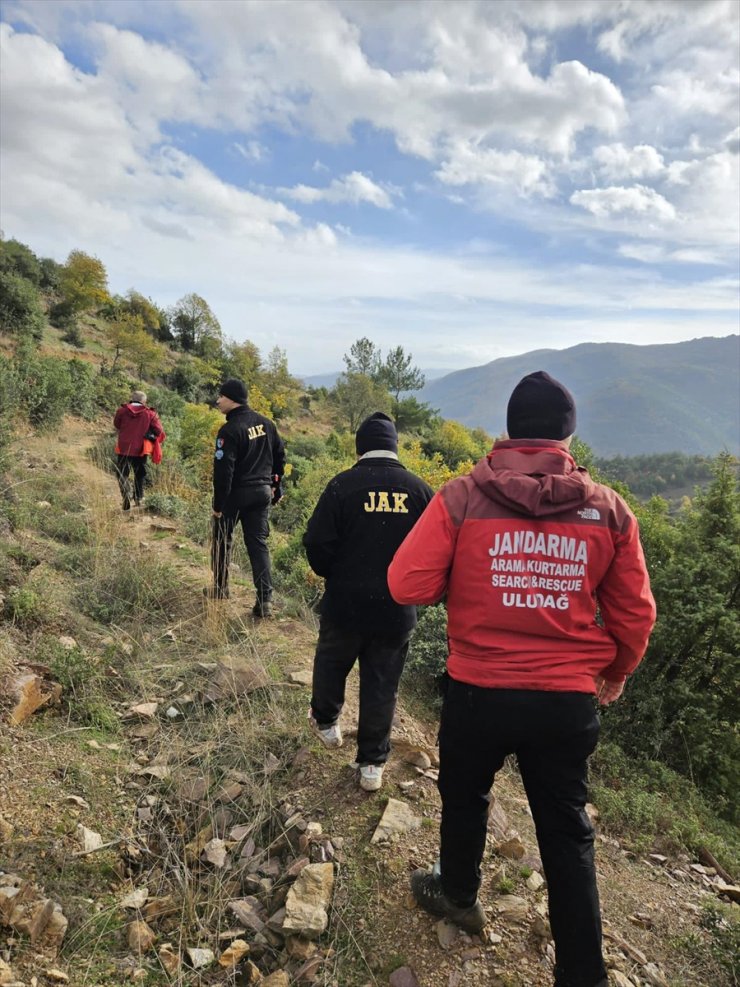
[219, 378, 248, 404]
[355, 412, 398, 455]
[506, 370, 576, 440]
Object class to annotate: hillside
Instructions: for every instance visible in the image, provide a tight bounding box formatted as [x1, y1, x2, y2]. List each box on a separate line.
[421, 336, 740, 457]
[1, 418, 738, 987]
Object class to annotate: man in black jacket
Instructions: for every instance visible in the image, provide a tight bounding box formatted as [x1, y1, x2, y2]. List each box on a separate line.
[303, 412, 434, 791]
[208, 378, 285, 617]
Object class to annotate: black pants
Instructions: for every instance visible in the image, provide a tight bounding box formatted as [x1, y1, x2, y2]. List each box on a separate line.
[116, 455, 147, 507]
[311, 617, 410, 766]
[211, 486, 272, 605]
[439, 681, 606, 987]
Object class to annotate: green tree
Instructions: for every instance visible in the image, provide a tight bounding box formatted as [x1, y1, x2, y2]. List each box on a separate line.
[423, 419, 491, 468]
[259, 346, 301, 419]
[0, 237, 42, 284]
[124, 290, 161, 336]
[59, 250, 110, 314]
[332, 371, 393, 431]
[605, 456, 740, 820]
[170, 293, 222, 357]
[394, 395, 438, 433]
[343, 337, 382, 378]
[379, 345, 425, 420]
[0, 271, 45, 339]
[221, 339, 262, 389]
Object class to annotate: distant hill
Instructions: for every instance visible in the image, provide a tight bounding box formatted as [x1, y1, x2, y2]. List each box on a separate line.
[421, 335, 740, 456]
[299, 367, 457, 390]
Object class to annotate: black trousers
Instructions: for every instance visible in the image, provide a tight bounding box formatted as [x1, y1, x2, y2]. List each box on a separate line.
[438, 681, 606, 987]
[311, 617, 410, 766]
[211, 486, 272, 604]
[116, 455, 147, 507]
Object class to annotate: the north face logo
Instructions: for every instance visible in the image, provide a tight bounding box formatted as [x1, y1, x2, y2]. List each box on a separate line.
[577, 508, 601, 521]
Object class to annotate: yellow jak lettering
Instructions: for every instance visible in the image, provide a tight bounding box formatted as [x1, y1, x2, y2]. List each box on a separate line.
[247, 425, 266, 440]
[363, 491, 409, 513]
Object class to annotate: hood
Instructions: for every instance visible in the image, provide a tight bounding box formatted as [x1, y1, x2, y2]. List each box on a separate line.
[471, 439, 595, 517]
[123, 403, 148, 416]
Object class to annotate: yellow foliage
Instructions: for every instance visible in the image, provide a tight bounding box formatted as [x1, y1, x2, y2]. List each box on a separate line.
[248, 384, 273, 419]
[179, 403, 223, 485]
[400, 439, 473, 491]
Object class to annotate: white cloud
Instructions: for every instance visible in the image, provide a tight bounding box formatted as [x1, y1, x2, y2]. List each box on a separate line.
[435, 143, 553, 197]
[571, 185, 676, 222]
[234, 140, 267, 163]
[278, 172, 396, 209]
[593, 143, 665, 180]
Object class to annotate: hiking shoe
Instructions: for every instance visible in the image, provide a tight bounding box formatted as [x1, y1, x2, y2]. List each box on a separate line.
[203, 587, 230, 600]
[410, 869, 487, 934]
[359, 764, 384, 792]
[308, 712, 343, 749]
[252, 601, 273, 618]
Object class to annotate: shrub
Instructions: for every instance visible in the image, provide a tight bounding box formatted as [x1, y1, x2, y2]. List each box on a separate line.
[78, 542, 185, 625]
[67, 358, 98, 419]
[15, 349, 75, 429]
[406, 605, 448, 686]
[0, 271, 45, 339]
[145, 492, 187, 519]
[5, 585, 43, 625]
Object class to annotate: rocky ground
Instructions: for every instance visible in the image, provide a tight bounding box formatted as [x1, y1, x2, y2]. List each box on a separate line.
[0, 422, 737, 987]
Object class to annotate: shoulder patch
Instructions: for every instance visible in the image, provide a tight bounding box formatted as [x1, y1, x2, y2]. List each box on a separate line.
[214, 449, 224, 460]
[216, 437, 224, 448]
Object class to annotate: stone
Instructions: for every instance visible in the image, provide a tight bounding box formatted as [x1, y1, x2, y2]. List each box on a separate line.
[120, 887, 149, 909]
[202, 838, 228, 868]
[76, 825, 103, 852]
[405, 750, 432, 770]
[44, 971, 69, 984]
[27, 899, 56, 941]
[228, 897, 268, 934]
[218, 939, 249, 970]
[129, 722, 159, 740]
[263, 752, 281, 774]
[436, 918, 459, 949]
[165, 706, 182, 720]
[186, 947, 215, 970]
[370, 799, 421, 844]
[41, 905, 68, 952]
[134, 764, 171, 781]
[643, 963, 669, 987]
[283, 862, 335, 939]
[151, 522, 177, 532]
[288, 669, 312, 686]
[216, 782, 244, 803]
[128, 701, 159, 719]
[262, 973, 290, 987]
[494, 895, 528, 923]
[127, 920, 156, 952]
[389, 968, 421, 987]
[532, 914, 551, 939]
[497, 834, 525, 860]
[610, 974, 636, 987]
[286, 935, 317, 960]
[0, 958, 13, 986]
[9, 672, 60, 725]
[205, 656, 272, 701]
[158, 944, 180, 976]
[242, 960, 264, 983]
[57, 636, 77, 650]
[585, 803, 600, 824]
[178, 776, 211, 803]
[526, 871, 545, 892]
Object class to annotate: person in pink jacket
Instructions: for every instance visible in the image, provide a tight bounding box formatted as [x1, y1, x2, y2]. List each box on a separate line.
[388, 371, 656, 987]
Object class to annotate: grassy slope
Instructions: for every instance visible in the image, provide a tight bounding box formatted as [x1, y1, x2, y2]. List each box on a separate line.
[0, 418, 737, 987]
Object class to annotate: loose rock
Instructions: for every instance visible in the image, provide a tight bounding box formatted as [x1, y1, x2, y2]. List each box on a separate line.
[371, 799, 421, 844]
[389, 968, 421, 987]
[186, 947, 215, 970]
[283, 862, 335, 939]
[219, 939, 250, 968]
[76, 825, 103, 853]
[127, 920, 156, 952]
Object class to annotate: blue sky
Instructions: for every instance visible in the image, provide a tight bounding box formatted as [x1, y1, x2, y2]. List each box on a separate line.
[1, 0, 738, 374]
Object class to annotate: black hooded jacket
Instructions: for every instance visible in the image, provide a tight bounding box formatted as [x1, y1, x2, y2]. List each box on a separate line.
[303, 457, 434, 635]
[212, 406, 285, 513]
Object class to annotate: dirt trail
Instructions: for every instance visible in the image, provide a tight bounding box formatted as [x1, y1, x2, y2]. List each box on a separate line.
[3, 422, 729, 987]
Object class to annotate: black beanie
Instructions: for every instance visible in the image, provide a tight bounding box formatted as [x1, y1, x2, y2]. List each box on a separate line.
[219, 378, 248, 404]
[355, 412, 398, 455]
[506, 370, 576, 440]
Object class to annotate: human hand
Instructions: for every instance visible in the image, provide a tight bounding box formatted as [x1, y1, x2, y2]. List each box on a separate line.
[212, 510, 223, 518]
[594, 676, 625, 705]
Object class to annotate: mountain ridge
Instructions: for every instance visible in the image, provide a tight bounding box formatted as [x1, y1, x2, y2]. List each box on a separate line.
[420, 334, 740, 456]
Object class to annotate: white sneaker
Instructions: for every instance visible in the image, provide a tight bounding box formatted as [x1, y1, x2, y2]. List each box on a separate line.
[359, 764, 384, 792]
[308, 712, 343, 749]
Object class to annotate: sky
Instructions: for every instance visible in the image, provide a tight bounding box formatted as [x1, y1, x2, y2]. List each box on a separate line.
[1, 0, 738, 375]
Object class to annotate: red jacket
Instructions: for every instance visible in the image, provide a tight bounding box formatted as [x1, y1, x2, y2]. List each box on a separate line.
[388, 439, 656, 694]
[113, 403, 163, 457]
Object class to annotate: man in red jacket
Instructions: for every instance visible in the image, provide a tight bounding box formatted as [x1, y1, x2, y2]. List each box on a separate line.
[388, 371, 656, 987]
[113, 390, 164, 511]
